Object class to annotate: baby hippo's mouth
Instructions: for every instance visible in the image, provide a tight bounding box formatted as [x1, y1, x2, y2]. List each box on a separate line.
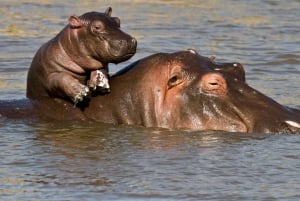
[109, 51, 135, 64]
[108, 44, 136, 64]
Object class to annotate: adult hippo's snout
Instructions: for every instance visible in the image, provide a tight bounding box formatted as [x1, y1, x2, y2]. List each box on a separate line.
[194, 54, 300, 133]
[225, 75, 300, 133]
[206, 58, 300, 133]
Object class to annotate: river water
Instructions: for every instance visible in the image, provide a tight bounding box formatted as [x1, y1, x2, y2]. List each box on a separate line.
[0, 0, 300, 200]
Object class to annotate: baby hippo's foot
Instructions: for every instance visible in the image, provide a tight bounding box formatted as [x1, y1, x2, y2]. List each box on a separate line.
[88, 70, 110, 93]
[72, 85, 89, 105]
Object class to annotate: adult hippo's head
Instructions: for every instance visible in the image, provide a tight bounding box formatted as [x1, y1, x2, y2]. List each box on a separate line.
[86, 49, 300, 134]
[68, 7, 137, 64]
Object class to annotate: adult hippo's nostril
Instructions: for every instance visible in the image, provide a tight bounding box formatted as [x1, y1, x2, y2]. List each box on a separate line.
[200, 73, 227, 96]
[213, 62, 245, 82]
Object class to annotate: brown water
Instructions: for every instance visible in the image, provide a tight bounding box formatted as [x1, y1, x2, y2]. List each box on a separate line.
[0, 0, 300, 200]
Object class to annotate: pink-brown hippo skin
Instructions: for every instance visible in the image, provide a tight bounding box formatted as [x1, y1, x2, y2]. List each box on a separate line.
[26, 7, 137, 104]
[2, 49, 300, 134]
[82, 49, 300, 134]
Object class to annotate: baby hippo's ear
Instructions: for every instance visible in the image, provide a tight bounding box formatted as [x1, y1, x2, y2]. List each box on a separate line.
[69, 15, 83, 28]
[105, 7, 112, 16]
[113, 17, 121, 27]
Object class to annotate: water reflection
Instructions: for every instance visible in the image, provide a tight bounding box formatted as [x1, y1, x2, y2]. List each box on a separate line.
[30, 121, 268, 154]
[0, 118, 299, 200]
[11, 121, 267, 196]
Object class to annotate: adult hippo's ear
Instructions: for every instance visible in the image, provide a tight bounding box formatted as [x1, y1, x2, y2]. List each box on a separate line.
[69, 15, 83, 28]
[105, 7, 112, 16]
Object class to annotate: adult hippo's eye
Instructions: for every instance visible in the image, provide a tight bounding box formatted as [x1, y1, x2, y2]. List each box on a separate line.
[167, 74, 183, 89]
[167, 65, 186, 89]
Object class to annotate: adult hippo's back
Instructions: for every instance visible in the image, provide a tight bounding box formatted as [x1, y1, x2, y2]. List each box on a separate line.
[1, 49, 300, 134]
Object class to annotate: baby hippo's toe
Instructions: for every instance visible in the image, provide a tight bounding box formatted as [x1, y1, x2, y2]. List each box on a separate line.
[88, 70, 111, 93]
[72, 85, 89, 105]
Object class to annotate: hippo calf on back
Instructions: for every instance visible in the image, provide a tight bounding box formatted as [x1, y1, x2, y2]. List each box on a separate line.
[26, 7, 137, 104]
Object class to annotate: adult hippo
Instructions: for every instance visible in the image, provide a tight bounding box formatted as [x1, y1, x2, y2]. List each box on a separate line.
[1, 49, 300, 134]
[26, 7, 137, 104]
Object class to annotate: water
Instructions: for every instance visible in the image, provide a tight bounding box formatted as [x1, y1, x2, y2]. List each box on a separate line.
[0, 0, 300, 200]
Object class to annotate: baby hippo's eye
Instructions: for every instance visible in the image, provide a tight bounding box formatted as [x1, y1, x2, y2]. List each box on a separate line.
[94, 25, 102, 30]
[91, 21, 105, 34]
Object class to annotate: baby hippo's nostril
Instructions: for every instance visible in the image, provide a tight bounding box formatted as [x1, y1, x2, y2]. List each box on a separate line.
[131, 37, 137, 49]
[132, 38, 137, 45]
[200, 73, 227, 96]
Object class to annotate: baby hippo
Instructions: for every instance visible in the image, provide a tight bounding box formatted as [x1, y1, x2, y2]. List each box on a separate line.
[26, 7, 137, 104]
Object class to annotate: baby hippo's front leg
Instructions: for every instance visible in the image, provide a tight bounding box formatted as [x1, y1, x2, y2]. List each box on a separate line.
[48, 72, 89, 105]
[88, 69, 110, 93]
